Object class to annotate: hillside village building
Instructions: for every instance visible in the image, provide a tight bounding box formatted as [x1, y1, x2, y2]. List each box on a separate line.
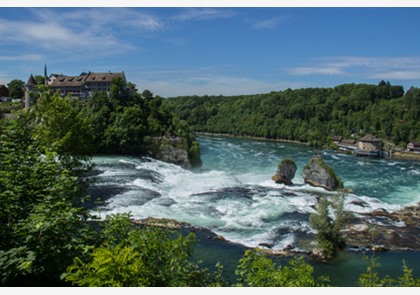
[25, 68, 127, 108]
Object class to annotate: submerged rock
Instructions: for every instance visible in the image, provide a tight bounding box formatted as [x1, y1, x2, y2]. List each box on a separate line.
[302, 156, 343, 191]
[272, 158, 297, 185]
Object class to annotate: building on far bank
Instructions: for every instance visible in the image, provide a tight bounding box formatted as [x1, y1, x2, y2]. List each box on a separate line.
[355, 134, 383, 157]
[407, 142, 420, 153]
[337, 138, 357, 153]
[24, 66, 127, 108]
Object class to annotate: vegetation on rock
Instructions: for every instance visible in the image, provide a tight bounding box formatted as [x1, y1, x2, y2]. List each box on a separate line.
[85, 79, 201, 167]
[272, 158, 297, 185]
[309, 194, 348, 260]
[303, 157, 344, 191]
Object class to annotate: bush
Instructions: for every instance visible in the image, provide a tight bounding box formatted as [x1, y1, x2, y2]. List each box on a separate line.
[309, 194, 347, 260]
[235, 249, 330, 287]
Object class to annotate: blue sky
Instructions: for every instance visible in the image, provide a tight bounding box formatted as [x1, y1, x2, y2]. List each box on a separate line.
[1, 6, 419, 97]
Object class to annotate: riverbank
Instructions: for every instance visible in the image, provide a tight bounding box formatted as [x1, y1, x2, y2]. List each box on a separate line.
[391, 150, 420, 161]
[196, 132, 310, 146]
[197, 132, 420, 162]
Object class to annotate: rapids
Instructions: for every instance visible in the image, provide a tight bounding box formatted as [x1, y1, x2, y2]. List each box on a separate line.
[89, 135, 420, 251]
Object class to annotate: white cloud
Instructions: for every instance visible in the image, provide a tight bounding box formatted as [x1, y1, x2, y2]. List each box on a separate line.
[288, 66, 344, 75]
[130, 66, 307, 97]
[368, 71, 420, 80]
[0, 8, 167, 60]
[174, 8, 237, 22]
[288, 56, 420, 80]
[1, 54, 45, 62]
[251, 16, 289, 30]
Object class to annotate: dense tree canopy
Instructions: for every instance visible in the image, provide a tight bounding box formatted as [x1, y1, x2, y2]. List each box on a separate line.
[0, 112, 95, 286]
[7, 79, 25, 99]
[166, 82, 419, 147]
[86, 80, 201, 167]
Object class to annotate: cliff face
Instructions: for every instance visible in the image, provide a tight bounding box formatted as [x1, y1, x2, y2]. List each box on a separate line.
[302, 156, 343, 191]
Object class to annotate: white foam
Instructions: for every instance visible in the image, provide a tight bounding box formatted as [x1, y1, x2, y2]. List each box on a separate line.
[92, 148, 420, 251]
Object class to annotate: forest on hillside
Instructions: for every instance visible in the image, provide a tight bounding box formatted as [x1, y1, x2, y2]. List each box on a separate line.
[166, 81, 420, 147]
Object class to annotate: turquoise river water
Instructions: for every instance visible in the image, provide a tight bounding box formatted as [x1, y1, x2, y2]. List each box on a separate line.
[89, 135, 420, 286]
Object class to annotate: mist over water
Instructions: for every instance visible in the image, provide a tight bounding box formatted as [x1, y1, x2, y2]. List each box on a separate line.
[90, 135, 420, 250]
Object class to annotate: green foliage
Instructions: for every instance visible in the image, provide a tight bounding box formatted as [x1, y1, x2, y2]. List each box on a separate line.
[235, 249, 330, 287]
[358, 255, 420, 287]
[65, 213, 226, 287]
[32, 87, 96, 161]
[309, 194, 347, 260]
[86, 83, 202, 167]
[278, 158, 297, 170]
[34, 75, 45, 86]
[0, 101, 22, 116]
[7, 79, 25, 99]
[65, 245, 149, 287]
[167, 82, 419, 147]
[0, 114, 95, 286]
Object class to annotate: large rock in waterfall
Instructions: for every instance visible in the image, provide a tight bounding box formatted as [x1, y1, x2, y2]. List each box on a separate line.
[153, 136, 192, 168]
[272, 158, 297, 185]
[302, 156, 343, 191]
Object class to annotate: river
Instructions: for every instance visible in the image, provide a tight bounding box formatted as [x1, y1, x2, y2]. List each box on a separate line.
[88, 135, 420, 286]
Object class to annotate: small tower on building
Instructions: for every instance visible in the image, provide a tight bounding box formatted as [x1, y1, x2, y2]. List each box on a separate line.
[25, 74, 37, 108]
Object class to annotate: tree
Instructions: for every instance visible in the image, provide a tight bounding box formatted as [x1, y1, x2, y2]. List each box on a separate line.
[32, 87, 96, 161]
[309, 194, 347, 260]
[103, 106, 148, 154]
[235, 249, 330, 287]
[109, 77, 128, 105]
[7, 79, 25, 99]
[0, 113, 95, 286]
[34, 75, 45, 86]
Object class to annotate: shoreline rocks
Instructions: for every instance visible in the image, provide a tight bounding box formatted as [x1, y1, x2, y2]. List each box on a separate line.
[130, 202, 420, 257]
[342, 203, 420, 252]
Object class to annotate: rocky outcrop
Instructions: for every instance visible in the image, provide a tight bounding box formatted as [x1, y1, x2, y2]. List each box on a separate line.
[342, 203, 420, 251]
[272, 158, 297, 185]
[154, 136, 191, 168]
[302, 156, 343, 191]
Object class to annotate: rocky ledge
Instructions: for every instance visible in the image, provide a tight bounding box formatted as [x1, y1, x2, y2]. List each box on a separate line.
[131, 203, 420, 257]
[341, 203, 420, 252]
